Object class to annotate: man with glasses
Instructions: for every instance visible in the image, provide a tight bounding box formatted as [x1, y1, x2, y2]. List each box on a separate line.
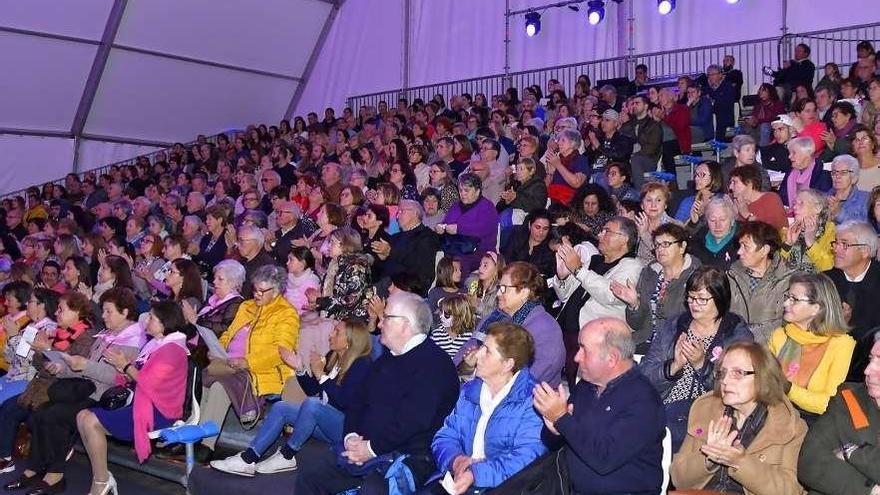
[467, 139, 506, 204]
[259, 170, 281, 214]
[295, 292, 459, 494]
[373, 200, 439, 297]
[703, 63, 737, 142]
[435, 136, 465, 177]
[551, 216, 643, 330]
[825, 221, 880, 380]
[235, 224, 277, 298]
[270, 201, 311, 265]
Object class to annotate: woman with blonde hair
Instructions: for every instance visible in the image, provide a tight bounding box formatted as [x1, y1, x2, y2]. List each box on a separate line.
[211, 320, 373, 476]
[671, 341, 806, 495]
[768, 273, 855, 421]
[465, 251, 505, 321]
[430, 294, 476, 359]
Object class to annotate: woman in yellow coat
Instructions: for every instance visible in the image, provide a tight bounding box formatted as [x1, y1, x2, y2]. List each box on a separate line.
[780, 189, 835, 273]
[767, 273, 854, 421]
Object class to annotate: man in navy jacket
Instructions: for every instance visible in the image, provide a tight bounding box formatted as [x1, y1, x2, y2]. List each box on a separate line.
[296, 292, 459, 494]
[534, 317, 666, 495]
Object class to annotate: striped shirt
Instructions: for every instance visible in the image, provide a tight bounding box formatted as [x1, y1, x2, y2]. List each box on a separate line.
[429, 326, 473, 359]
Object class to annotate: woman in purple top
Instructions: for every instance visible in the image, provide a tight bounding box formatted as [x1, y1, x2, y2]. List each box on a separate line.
[436, 173, 501, 275]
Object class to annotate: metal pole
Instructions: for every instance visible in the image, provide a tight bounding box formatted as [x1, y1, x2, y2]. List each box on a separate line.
[402, 0, 411, 100]
[504, 0, 511, 89]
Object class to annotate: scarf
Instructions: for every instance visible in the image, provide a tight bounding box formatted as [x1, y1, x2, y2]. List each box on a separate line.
[52, 320, 91, 352]
[775, 322, 831, 388]
[479, 300, 541, 332]
[134, 331, 189, 365]
[786, 160, 815, 208]
[704, 223, 737, 254]
[197, 292, 241, 317]
[97, 321, 145, 349]
[706, 403, 769, 494]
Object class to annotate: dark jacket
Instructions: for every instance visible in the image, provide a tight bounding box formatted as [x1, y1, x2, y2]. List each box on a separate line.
[798, 383, 880, 495]
[689, 96, 715, 142]
[345, 338, 459, 457]
[377, 223, 440, 296]
[195, 295, 243, 338]
[779, 160, 833, 207]
[826, 262, 880, 381]
[297, 355, 373, 411]
[639, 312, 753, 399]
[760, 142, 792, 173]
[498, 176, 547, 214]
[626, 254, 702, 346]
[704, 80, 737, 140]
[317, 253, 374, 321]
[586, 130, 634, 169]
[774, 58, 816, 89]
[501, 226, 555, 279]
[621, 116, 663, 161]
[271, 221, 313, 265]
[240, 250, 277, 299]
[553, 366, 666, 495]
[689, 225, 740, 271]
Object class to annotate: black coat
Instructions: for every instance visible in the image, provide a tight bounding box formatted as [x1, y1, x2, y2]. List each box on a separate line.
[497, 176, 547, 214]
[377, 223, 440, 296]
[689, 226, 739, 270]
[501, 226, 555, 279]
[825, 262, 880, 381]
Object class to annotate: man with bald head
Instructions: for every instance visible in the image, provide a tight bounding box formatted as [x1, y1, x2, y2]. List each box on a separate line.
[533, 317, 665, 495]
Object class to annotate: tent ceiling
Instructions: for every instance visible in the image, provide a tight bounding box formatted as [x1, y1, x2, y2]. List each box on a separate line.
[0, 0, 338, 195]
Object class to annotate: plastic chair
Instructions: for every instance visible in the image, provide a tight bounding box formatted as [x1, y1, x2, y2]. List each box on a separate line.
[662, 426, 673, 493]
[152, 422, 220, 486]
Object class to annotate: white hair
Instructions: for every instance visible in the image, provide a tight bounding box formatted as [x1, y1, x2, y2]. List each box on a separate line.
[838, 221, 878, 258]
[787, 136, 816, 158]
[832, 154, 860, 179]
[213, 260, 246, 291]
[704, 196, 737, 220]
[387, 291, 433, 335]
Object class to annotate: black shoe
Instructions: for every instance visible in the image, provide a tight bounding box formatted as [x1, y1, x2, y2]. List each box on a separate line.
[156, 443, 214, 464]
[194, 444, 215, 464]
[4, 473, 43, 491]
[154, 443, 185, 459]
[25, 478, 66, 495]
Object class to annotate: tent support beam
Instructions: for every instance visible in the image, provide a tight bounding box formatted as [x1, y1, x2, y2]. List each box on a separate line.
[80, 133, 172, 148]
[0, 128, 72, 138]
[72, 0, 129, 172]
[0, 25, 99, 46]
[112, 44, 303, 81]
[284, 1, 341, 119]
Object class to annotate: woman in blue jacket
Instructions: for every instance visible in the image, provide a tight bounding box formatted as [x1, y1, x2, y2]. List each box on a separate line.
[210, 319, 373, 476]
[430, 322, 547, 493]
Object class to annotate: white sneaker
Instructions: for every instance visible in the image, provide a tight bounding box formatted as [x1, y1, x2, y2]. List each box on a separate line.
[0, 458, 15, 474]
[255, 450, 298, 474]
[210, 453, 256, 477]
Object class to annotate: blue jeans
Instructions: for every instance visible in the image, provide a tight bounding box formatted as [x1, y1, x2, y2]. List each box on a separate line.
[0, 377, 28, 406]
[499, 208, 514, 250]
[250, 397, 344, 456]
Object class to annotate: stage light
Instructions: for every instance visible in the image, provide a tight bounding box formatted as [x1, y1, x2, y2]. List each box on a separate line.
[587, 1, 605, 25]
[525, 12, 541, 37]
[657, 0, 676, 14]
[726, 0, 740, 3]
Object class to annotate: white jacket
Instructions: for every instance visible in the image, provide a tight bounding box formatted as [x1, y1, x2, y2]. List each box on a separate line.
[551, 255, 644, 327]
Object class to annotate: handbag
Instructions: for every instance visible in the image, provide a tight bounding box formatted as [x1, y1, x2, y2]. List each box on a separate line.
[99, 384, 134, 410]
[47, 377, 96, 404]
[440, 234, 480, 256]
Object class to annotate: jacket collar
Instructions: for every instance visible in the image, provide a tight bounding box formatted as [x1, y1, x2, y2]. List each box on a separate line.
[463, 367, 535, 404]
[688, 395, 803, 451]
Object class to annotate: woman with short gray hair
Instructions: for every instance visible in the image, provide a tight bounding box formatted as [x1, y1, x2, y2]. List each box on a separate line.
[689, 196, 740, 270]
[828, 154, 870, 224]
[780, 136, 832, 207]
[544, 128, 589, 205]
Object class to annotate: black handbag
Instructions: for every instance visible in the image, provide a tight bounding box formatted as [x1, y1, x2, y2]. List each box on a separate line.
[47, 378, 96, 404]
[98, 384, 134, 410]
[440, 234, 480, 256]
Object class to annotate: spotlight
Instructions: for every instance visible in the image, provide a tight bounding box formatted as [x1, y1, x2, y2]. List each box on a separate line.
[524, 12, 541, 37]
[726, 0, 740, 3]
[657, 0, 676, 14]
[587, 0, 605, 25]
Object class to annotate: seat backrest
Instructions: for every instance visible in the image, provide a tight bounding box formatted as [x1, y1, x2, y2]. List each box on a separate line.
[662, 426, 672, 492]
[182, 359, 202, 425]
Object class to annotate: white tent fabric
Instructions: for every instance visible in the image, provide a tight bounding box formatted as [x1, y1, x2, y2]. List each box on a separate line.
[0, 0, 334, 195]
[295, 0, 879, 115]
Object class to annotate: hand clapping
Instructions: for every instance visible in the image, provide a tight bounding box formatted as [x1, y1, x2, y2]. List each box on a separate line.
[700, 415, 744, 468]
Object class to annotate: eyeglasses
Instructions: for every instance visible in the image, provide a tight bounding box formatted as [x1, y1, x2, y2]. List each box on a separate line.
[497, 284, 519, 294]
[599, 227, 626, 237]
[253, 286, 277, 296]
[382, 313, 407, 321]
[694, 172, 710, 179]
[714, 368, 756, 381]
[783, 292, 814, 304]
[654, 240, 682, 249]
[831, 240, 867, 250]
[686, 295, 713, 306]
[830, 170, 854, 177]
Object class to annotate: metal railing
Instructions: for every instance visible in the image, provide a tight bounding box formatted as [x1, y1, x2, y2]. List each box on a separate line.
[348, 21, 880, 111]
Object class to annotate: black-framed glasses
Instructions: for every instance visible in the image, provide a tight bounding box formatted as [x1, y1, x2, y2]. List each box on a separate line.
[830, 170, 854, 177]
[253, 286, 277, 296]
[783, 292, 813, 304]
[498, 284, 519, 294]
[654, 240, 682, 249]
[831, 240, 868, 250]
[686, 295, 713, 306]
[599, 227, 626, 237]
[714, 368, 756, 381]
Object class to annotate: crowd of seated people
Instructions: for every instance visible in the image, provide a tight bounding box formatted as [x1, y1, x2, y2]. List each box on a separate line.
[0, 39, 878, 495]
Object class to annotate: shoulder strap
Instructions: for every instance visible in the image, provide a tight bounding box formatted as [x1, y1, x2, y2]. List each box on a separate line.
[840, 388, 870, 430]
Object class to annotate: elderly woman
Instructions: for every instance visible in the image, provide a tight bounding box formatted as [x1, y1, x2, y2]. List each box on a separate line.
[820, 101, 859, 162]
[729, 165, 788, 230]
[199, 265, 300, 456]
[722, 135, 770, 192]
[690, 196, 740, 269]
[6, 288, 144, 493]
[544, 129, 589, 205]
[457, 262, 565, 388]
[0, 292, 95, 476]
[0, 286, 58, 404]
[780, 136, 832, 207]
[611, 224, 701, 351]
[674, 161, 724, 227]
[728, 221, 795, 344]
[781, 189, 835, 273]
[431, 323, 546, 493]
[767, 273, 855, 420]
[671, 341, 807, 494]
[640, 266, 753, 451]
[828, 154, 870, 224]
[635, 182, 681, 263]
[437, 174, 501, 276]
[853, 124, 880, 192]
[497, 157, 548, 242]
[307, 226, 374, 322]
[182, 259, 245, 338]
[76, 301, 191, 494]
[211, 320, 373, 477]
